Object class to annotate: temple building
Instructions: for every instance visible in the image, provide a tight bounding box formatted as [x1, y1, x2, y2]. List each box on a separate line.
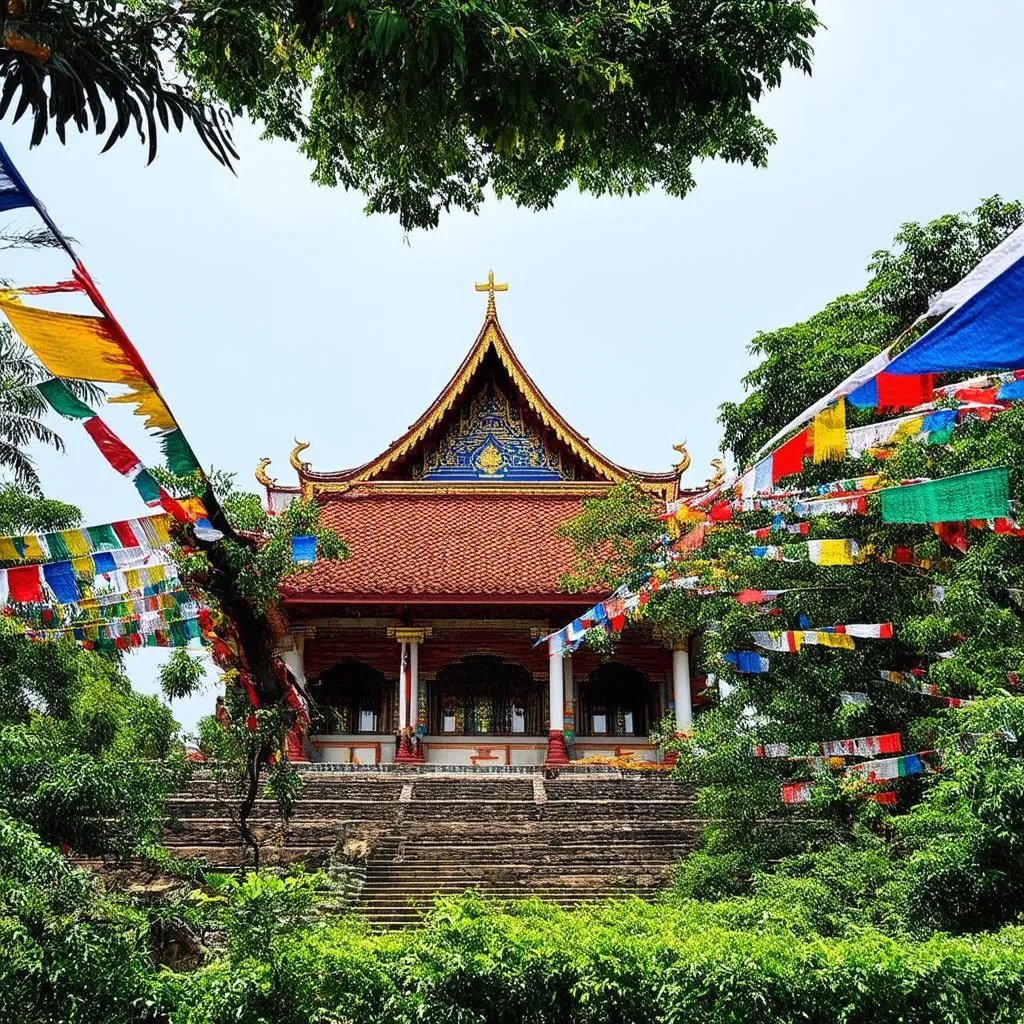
[260, 276, 699, 766]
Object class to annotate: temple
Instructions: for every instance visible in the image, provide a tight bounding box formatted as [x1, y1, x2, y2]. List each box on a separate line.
[261, 276, 699, 766]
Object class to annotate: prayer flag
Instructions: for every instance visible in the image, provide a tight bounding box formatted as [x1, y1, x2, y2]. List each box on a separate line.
[807, 539, 861, 565]
[782, 782, 813, 805]
[841, 692, 870, 705]
[41, 561, 78, 603]
[159, 428, 202, 476]
[998, 379, 1024, 400]
[0, 296, 141, 383]
[0, 151, 31, 212]
[292, 535, 316, 563]
[881, 467, 1009, 523]
[812, 400, 846, 463]
[723, 651, 771, 673]
[887, 250, 1024, 374]
[876, 373, 934, 411]
[36, 378, 95, 419]
[772, 428, 809, 484]
[82, 417, 141, 475]
[7, 564, 42, 603]
[753, 457, 773, 494]
[108, 383, 176, 432]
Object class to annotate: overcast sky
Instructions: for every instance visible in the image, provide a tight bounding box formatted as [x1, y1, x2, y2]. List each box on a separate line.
[3, 0, 1023, 734]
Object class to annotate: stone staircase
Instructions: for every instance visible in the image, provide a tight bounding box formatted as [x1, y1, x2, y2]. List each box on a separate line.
[162, 769, 700, 928]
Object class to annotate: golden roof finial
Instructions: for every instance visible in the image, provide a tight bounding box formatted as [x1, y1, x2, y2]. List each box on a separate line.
[289, 439, 311, 473]
[706, 457, 726, 488]
[474, 270, 508, 319]
[254, 457, 277, 488]
[672, 441, 691, 477]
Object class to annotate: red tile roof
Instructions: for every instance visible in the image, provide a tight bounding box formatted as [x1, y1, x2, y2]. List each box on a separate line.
[279, 492, 600, 600]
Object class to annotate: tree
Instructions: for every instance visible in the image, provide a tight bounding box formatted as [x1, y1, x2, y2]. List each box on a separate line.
[718, 196, 1024, 468]
[3, 1, 820, 230]
[0, 327, 103, 494]
[0, 0, 235, 164]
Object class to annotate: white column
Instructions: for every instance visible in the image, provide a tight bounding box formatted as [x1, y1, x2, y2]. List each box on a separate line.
[672, 644, 692, 732]
[548, 642, 564, 733]
[563, 654, 574, 705]
[398, 641, 408, 731]
[409, 641, 420, 729]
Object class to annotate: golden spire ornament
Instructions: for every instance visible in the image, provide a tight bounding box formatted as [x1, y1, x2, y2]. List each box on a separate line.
[475, 270, 508, 318]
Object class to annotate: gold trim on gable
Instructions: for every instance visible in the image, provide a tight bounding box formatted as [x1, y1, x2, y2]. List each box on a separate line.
[291, 303, 678, 501]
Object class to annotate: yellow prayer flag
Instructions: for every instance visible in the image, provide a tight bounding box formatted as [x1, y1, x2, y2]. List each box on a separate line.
[20, 535, 45, 560]
[890, 416, 925, 445]
[675, 506, 707, 524]
[147, 565, 167, 585]
[151, 517, 173, 545]
[108, 383, 176, 431]
[814, 539, 861, 566]
[0, 538, 20, 561]
[60, 530, 91, 557]
[812, 399, 846, 463]
[817, 632, 856, 650]
[0, 295, 142, 384]
[72, 556, 96, 575]
[125, 569, 142, 591]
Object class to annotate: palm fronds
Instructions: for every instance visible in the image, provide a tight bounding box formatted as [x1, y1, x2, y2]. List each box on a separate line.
[0, 2, 236, 167]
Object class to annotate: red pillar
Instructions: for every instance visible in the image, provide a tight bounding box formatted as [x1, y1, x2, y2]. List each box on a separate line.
[544, 729, 571, 766]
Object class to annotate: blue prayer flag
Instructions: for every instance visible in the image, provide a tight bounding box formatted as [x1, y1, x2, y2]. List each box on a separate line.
[42, 561, 79, 603]
[754, 457, 772, 493]
[724, 651, 770, 674]
[0, 146, 32, 213]
[997, 379, 1024, 400]
[92, 551, 116, 574]
[292, 535, 316, 563]
[847, 378, 879, 408]
[887, 254, 1024, 374]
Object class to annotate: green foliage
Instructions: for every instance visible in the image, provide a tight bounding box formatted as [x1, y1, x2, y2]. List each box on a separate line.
[718, 196, 1024, 466]
[197, 689, 304, 868]
[0, 0, 236, 164]
[176, 0, 819, 229]
[155, 466, 347, 613]
[0, 483, 80, 534]
[160, 648, 210, 702]
[164, 896, 1024, 1023]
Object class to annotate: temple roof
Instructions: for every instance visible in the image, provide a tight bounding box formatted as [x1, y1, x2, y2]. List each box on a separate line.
[261, 285, 679, 504]
[278, 492, 605, 603]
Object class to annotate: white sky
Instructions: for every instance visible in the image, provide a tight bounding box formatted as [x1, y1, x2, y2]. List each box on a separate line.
[3, 0, 1023, 734]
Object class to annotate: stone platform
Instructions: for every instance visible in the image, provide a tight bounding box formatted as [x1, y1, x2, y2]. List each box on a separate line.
[162, 767, 700, 928]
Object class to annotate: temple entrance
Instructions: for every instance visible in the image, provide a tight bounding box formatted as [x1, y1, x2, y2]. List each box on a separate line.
[577, 662, 651, 737]
[308, 659, 396, 735]
[429, 655, 541, 735]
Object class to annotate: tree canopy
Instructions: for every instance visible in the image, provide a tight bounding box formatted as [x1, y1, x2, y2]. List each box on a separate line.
[1, 0, 819, 228]
[718, 196, 1024, 468]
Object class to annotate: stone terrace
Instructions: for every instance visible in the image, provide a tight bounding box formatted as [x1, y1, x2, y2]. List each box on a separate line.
[163, 768, 700, 928]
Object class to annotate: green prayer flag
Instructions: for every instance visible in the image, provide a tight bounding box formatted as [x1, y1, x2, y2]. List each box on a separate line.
[86, 524, 120, 550]
[133, 469, 161, 505]
[36, 378, 95, 419]
[42, 531, 70, 560]
[160, 428, 202, 476]
[881, 467, 1010, 524]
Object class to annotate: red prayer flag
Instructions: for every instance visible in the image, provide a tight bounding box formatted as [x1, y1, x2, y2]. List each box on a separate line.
[82, 417, 141, 476]
[859, 791, 897, 806]
[876, 372, 934, 411]
[709, 501, 733, 522]
[772, 428, 809, 484]
[934, 521, 969, 553]
[878, 732, 902, 754]
[954, 387, 998, 405]
[610, 614, 626, 632]
[112, 520, 138, 547]
[736, 589, 768, 605]
[7, 564, 42, 602]
[893, 546, 914, 564]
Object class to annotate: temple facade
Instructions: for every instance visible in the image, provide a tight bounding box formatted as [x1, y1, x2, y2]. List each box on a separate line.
[261, 278, 699, 766]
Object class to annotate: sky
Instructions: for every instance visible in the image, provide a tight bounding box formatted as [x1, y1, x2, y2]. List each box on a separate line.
[3, 0, 1024, 734]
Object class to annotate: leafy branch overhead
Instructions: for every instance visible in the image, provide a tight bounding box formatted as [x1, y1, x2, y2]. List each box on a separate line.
[0, 0, 819, 228]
